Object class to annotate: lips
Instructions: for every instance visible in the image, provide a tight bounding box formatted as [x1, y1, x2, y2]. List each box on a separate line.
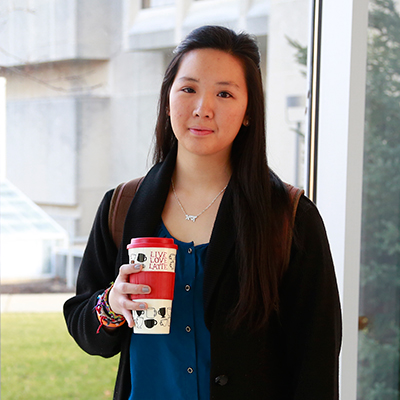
[189, 127, 214, 136]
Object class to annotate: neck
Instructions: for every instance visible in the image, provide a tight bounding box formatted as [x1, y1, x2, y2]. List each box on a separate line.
[173, 146, 231, 191]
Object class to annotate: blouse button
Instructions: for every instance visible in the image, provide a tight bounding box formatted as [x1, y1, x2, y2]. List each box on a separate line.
[215, 375, 229, 386]
[187, 367, 194, 374]
[188, 248, 193, 254]
[185, 326, 191, 333]
[185, 284, 191, 292]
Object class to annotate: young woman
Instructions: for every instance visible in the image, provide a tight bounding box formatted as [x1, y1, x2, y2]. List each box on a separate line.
[64, 25, 342, 400]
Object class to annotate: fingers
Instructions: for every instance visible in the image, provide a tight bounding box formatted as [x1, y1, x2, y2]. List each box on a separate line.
[107, 263, 151, 329]
[117, 281, 151, 296]
[116, 263, 151, 296]
[120, 308, 135, 328]
[118, 263, 144, 277]
[109, 287, 149, 329]
[121, 302, 149, 329]
[118, 300, 149, 329]
[122, 302, 148, 328]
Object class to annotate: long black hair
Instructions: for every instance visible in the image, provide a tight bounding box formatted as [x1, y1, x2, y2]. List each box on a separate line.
[153, 25, 291, 331]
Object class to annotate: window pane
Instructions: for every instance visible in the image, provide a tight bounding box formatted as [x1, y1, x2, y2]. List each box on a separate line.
[357, 0, 400, 398]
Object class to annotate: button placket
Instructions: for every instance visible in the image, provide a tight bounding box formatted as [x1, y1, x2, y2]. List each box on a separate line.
[181, 244, 197, 383]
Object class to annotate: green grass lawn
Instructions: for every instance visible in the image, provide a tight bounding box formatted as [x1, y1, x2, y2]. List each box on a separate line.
[1, 313, 119, 400]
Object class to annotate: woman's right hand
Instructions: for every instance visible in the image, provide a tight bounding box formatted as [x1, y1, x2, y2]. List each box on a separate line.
[108, 263, 151, 328]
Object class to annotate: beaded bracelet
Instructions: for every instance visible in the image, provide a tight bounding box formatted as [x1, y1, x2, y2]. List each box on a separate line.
[95, 283, 126, 333]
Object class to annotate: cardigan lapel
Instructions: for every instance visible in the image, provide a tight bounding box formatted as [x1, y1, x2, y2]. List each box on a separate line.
[203, 184, 236, 327]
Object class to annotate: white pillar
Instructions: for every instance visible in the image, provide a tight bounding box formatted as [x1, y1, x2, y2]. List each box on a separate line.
[0, 77, 6, 181]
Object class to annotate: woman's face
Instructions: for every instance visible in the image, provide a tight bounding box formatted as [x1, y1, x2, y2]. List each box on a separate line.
[168, 48, 248, 160]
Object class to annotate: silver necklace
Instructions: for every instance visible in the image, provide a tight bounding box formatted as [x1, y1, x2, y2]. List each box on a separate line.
[171, 179, 228, 222]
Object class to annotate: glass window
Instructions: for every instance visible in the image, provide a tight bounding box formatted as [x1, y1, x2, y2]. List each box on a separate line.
[357, 0, 400, 398]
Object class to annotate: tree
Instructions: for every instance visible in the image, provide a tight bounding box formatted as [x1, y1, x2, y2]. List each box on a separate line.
[358, 0, 400, 398]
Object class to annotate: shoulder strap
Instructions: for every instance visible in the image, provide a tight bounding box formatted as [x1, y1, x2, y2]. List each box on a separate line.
[284, 183, 305, 266]
[108, 177, 144, 248]
[285, 183, 304, 228]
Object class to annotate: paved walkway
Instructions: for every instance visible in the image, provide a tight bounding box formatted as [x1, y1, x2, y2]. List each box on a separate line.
[1, 292, 75, 313]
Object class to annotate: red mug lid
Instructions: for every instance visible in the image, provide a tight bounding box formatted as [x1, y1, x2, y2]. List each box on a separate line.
[127, 237, 178, 250]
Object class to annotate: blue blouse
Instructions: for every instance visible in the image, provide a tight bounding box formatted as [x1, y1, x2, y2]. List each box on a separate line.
[129, 222, 211, 400]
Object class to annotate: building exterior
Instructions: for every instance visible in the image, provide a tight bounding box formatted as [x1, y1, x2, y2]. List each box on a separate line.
[0, 0, 308, 240]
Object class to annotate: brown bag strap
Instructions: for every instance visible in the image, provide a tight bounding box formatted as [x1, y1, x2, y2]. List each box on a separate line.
[108, 177, 144, 248]
[284, 183, 305, 265]
[285, 183, 304, 228]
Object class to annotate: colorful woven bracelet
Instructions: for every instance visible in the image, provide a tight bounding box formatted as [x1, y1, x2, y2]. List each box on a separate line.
[95, 283, 126, 333]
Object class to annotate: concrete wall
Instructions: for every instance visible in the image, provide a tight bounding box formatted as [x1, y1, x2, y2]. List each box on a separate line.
[108, 50, 166, 185]
[0, 0, 122, 66]
[2, 0, 308, 242]
[6, 97, 78, 206]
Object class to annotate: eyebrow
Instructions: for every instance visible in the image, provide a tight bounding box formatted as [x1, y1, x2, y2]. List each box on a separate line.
[178, 76, 241, 89]
[178, 77, 199, 83]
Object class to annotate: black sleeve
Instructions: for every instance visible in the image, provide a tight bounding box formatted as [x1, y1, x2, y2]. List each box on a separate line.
[63, 190, 130, 358]
[280, 196, 342, 399]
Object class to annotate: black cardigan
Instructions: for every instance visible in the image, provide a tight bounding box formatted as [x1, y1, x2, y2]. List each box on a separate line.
[64, 150, 342, 400]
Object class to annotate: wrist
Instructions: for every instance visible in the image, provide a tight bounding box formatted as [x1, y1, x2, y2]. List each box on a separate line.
[95, 283, 126, 333]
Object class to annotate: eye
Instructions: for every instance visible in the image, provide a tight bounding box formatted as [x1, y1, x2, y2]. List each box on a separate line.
[218, 91, 232, 98]
[182, 87, 195, 94]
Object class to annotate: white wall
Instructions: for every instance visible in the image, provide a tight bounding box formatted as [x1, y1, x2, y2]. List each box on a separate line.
[0, 78, 6, 181]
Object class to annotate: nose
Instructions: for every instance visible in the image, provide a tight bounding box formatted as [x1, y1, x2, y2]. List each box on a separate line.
[193, 94, 214, 119]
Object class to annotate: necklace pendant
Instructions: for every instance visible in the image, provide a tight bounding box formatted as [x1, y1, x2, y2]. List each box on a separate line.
[171, 178, 228, 224]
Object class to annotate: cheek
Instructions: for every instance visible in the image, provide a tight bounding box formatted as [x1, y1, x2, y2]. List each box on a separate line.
[169, 104, 185, 135]
[170, 102, 191, 124]
[170, 110, 184, 124]
[223, 107, 245, 128]
[169, 96, 185, 118]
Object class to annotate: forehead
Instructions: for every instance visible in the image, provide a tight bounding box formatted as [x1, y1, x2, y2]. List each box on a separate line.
[175, 48, 246, 84]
